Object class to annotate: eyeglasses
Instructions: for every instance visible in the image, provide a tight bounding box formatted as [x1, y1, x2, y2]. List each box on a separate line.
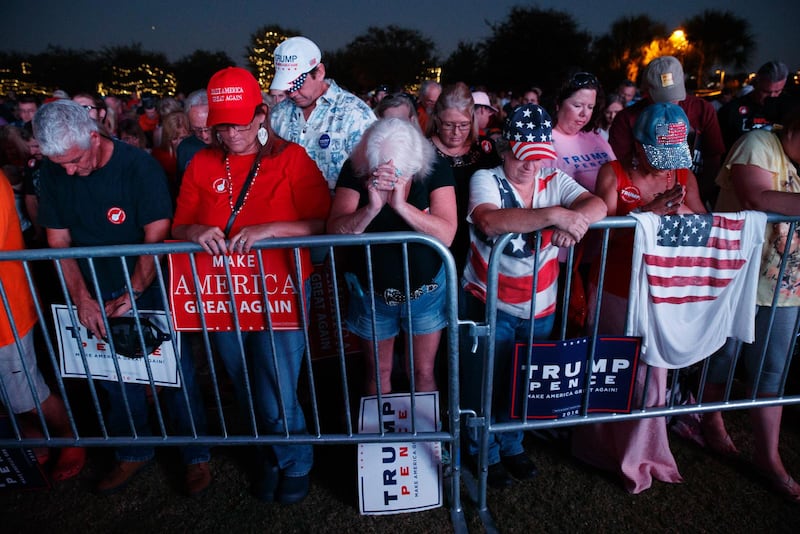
[192, 127, 212, 136]
[569, 72, 599, 89]
[81, 105, 101, 111]
[439, 121, 471, 132]
[215, 123, 253, 133]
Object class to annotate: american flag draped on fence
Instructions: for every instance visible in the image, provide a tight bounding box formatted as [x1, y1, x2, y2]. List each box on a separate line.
[644, 213, 747, 304]
[627, 211, 764, 368]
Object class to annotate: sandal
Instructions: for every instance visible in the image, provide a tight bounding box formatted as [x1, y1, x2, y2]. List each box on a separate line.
[762, 473, 800, 504]
[701, 427, 740, 459]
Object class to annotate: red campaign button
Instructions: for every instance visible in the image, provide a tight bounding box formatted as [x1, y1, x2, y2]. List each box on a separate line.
[107, 207, 126, 224]
[212, 177, 228, 193]
[620, 186, 641, 204]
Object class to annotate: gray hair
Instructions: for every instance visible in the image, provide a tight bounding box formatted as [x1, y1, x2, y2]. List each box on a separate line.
[375, 93, 418, 121]
[427, 82, 478, 141]
[351, 118, 435, 181]
[184, 89, 208, 111]
[33, 99, 98, 157]
[418, 80, 441, 101]
[159, 97, 183, 115]
[757, 61, 789, 83]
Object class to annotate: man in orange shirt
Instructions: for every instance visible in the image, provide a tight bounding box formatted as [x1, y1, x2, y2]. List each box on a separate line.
[416, 80, 442, 133]
[0, 170, 85, 482]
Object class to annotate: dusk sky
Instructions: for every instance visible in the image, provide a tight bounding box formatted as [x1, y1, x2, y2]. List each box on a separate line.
[6, 1, 798, 74]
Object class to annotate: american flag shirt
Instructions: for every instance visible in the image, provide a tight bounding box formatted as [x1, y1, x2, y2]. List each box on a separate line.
[626, 211, 766, 368]
[462, 165, 587, 320]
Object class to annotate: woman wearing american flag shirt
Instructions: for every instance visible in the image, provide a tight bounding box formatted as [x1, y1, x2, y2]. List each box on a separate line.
[460, 104, 606, 488]
[701, 107, 800, 503]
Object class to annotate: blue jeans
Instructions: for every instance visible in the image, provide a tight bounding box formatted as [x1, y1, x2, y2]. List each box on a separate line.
[103, 334, 210, 465]
[461, 292, 554, 464]
[213, 328, 313, 477]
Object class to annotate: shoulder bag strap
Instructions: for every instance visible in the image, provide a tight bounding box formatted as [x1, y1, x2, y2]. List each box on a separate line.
[223, 155, 262, 237]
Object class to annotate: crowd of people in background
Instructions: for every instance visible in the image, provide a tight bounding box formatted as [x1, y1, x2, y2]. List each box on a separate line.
[1, 36, 800, 506]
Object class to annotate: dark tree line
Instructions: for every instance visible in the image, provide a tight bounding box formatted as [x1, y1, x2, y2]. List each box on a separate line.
[0, 44, 235, 96]
[2, 7, 757, 98]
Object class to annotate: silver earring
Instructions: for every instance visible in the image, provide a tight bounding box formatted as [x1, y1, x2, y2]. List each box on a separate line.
[257, 125, 268, 146]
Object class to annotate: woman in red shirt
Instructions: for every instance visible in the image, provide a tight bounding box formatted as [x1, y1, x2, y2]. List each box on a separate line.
[172, 67, 330, 505]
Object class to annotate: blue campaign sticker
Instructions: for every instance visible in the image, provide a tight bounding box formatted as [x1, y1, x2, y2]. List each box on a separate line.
[318, 133, 331, 149]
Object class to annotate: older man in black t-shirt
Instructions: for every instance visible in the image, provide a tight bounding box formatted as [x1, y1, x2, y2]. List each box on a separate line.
[34, 100, 211, 497]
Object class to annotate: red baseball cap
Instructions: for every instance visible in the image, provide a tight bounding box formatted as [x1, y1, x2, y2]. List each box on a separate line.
[206, 67, 263, 126]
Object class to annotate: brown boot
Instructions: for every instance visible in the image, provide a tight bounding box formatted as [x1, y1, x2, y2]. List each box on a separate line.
[95, 459, 152, 495]
[186, 462, 211, 497]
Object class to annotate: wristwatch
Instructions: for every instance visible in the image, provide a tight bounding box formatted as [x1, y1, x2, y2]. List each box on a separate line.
[128, 286, 144, 300]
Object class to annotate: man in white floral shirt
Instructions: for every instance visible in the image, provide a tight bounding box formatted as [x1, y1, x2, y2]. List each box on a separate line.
[270, 36, 375, 192]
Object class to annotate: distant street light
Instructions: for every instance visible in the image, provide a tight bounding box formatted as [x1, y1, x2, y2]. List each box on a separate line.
[669, 30, 689, 51]
[715, 69, 725, 88]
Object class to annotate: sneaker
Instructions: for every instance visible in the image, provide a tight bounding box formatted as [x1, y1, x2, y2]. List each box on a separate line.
[95, 459, 152, 495]
[501, 452, 538, 480]
[276, 474, 310, 504]
[487, 462, 514, 488]
[186, 462, 212, 497]
[466, 455, 514, 489]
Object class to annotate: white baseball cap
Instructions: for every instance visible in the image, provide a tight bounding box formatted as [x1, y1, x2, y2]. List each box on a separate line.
[270, 37, 322, 92]
[472, 91, 498, 112]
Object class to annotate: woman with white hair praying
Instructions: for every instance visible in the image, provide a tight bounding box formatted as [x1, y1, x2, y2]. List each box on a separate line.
[327, 118, 457, 394]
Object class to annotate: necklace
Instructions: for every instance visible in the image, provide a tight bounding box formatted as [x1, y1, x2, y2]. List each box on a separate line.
[225, 155, 261, 215]
[433, 136, 469, 158]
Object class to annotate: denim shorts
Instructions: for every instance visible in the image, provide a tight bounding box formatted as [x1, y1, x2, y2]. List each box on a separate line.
[346, 265, 448, 341]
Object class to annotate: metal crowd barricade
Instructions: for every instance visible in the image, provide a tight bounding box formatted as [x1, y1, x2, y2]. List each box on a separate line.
[6, 215, 800, 530]
[0, 233, 466, 531]
[466, 214, 800, 530]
